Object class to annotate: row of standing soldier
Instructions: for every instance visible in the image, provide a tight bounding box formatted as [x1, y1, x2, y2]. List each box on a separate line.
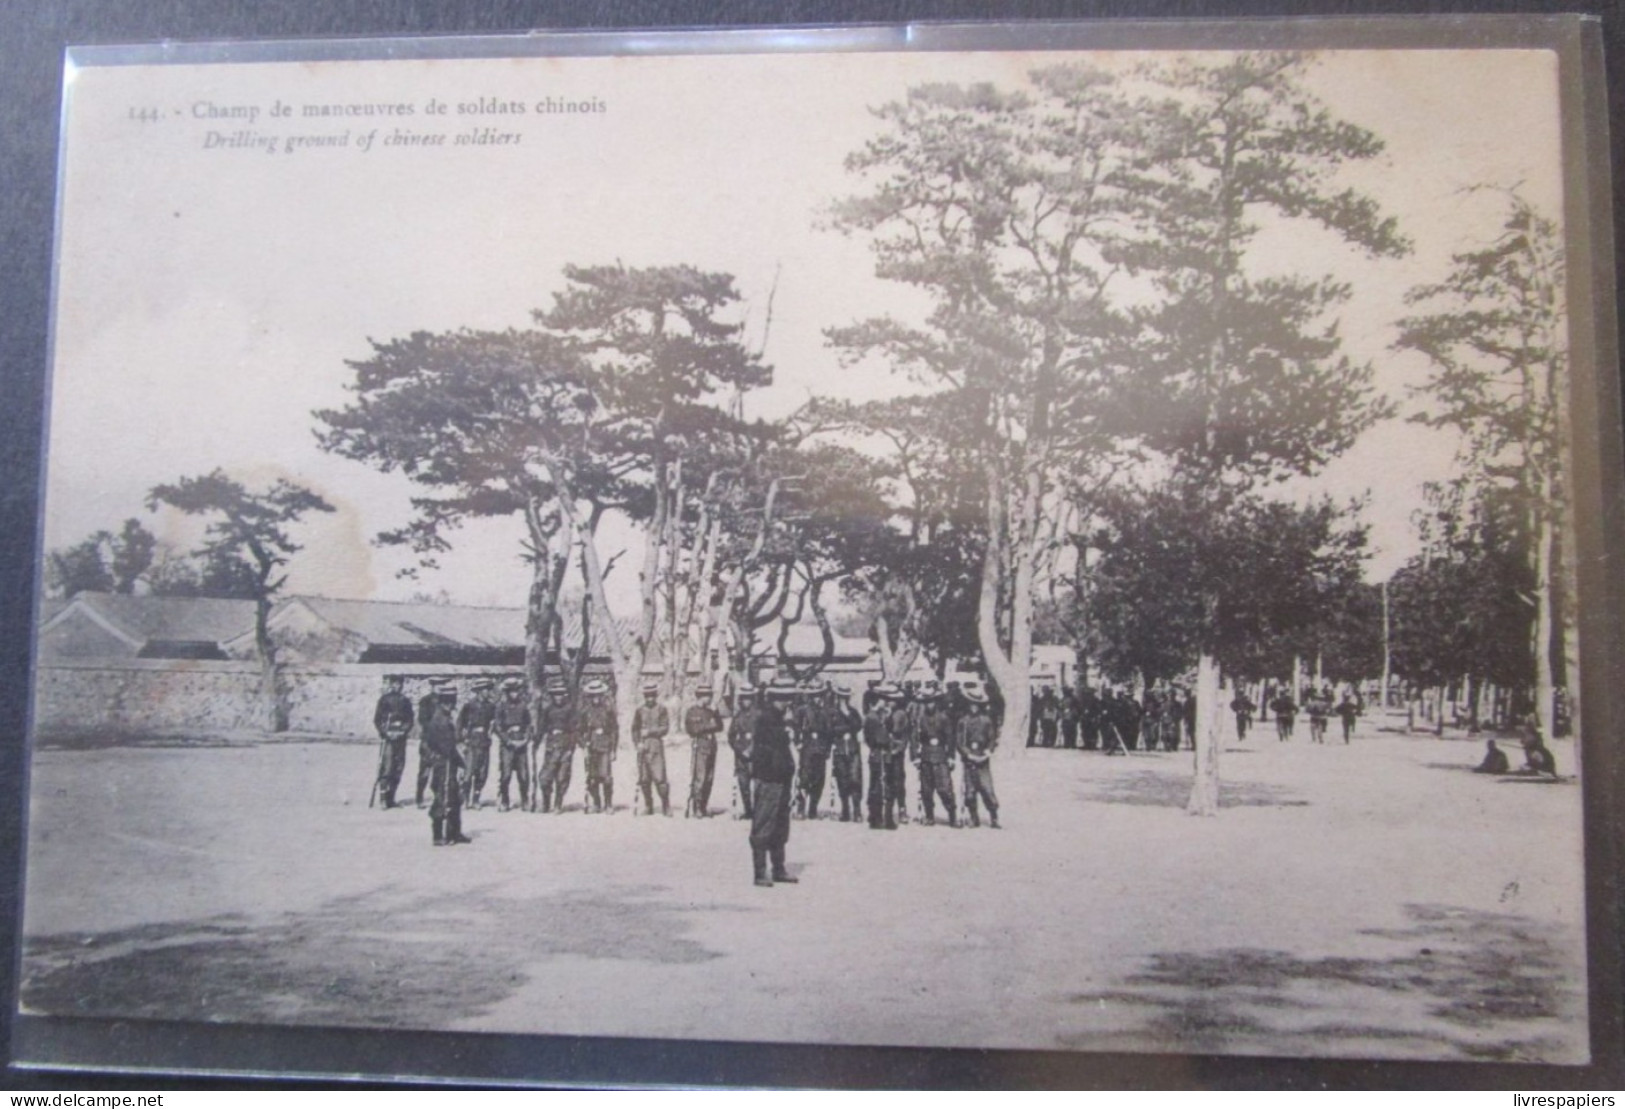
[372, 673, 1006, 859]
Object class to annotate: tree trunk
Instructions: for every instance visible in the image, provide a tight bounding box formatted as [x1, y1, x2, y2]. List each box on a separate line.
[1186, 649, 1223, 816]
[253, 594, 287, 732]
[977, 470, 1031, 754]
[1292, 654, 1303, 699]
[1532, 495, 1557, 746]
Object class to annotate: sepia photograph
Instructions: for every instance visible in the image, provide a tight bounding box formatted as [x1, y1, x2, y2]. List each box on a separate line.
[14, 21, 1618, 1083]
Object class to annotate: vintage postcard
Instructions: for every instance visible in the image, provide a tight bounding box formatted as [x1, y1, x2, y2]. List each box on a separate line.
[16, 21, 1618, 1083]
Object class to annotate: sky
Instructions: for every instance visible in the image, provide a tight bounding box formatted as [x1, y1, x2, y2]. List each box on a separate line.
[43, 44, 1567, 613]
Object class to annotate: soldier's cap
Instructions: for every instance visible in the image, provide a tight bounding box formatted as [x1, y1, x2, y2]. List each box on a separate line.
[963, 688, 988, 705]
[546, 678, 567, 694]
[429, 677, 455, 691]
[737, 684, 757, 696]
[833, 683, 851, 695]
[874, 683, 900, 699]
[583, 678, 609, 695]
[502, 677, 524, 690]
[383, 674, 404, 685]
[917, 685, 942, 699]
[767, 682, 799, 699]
[641, 681, 659, 694]
[471, 678, 495, 690]
[695, 685, 713, 696]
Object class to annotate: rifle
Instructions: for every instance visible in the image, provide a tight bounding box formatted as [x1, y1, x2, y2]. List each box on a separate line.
[368, 737, 386, 808]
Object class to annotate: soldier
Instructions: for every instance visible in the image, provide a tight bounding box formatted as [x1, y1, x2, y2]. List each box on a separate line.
[683, 684, 723, 818]
[420, 678, 470, 846]
[828, 683, 865, 822]
[1306, 688, 1331, 744]
[912, 685, 958, 827]
[371, 674, 414, 809]
[457, 677, 497, 809]
[632, 681, 672, 816]
[863, 684, 897, 830]
[1059, 684, 1080, 750]
[1271, 688, 1298, 741]
[729, 685, 760, 820]
[1079, 685, 1102, 751]
[750, 685, 800, 887]
[1231, 689, 1256, 742]
[886, 685, 914, 824]
[579, 677, 619, 813]
[1336, 690, 1360, 744]
[957, 689, 1000, 828]
[532, 678, 576, 813]
[493, 677, 532, 812]
[1473, 738, 1510, 774]
[793, 681, 834, 820]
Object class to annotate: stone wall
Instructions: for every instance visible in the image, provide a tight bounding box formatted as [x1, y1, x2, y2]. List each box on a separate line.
[31, 660, 526, 739]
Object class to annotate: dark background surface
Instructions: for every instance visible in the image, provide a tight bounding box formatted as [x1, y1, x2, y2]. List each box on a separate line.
[0, 0, 1621, 1091]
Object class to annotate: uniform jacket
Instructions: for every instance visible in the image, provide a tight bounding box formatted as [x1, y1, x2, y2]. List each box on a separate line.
[914, 707, 955, 764]
[420, 697, 461, 764]
[494, 699, 532, 748]
[958, 713, 996, 763]
[537, 701, 575, 750]
[633, 703, 670, 751]
[729, 703, 760, 756]
[580, 699, 619, 753]
[374, 691, 414, 740]
[749, 703, 796, 784]
[684, 704, 723, 743]
[458, 697, 497, 744]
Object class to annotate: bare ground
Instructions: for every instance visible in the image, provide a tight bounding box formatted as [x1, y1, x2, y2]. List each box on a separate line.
[18, 717, 1588, 1062]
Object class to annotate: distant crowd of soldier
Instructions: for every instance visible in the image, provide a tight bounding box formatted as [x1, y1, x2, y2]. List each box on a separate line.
[370, 672, 1005, 886]
[1026, 681, 1367, 752]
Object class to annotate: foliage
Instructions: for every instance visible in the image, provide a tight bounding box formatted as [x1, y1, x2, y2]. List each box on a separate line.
[1082, 479, 1371, 685]
[45, 518, 156, 598]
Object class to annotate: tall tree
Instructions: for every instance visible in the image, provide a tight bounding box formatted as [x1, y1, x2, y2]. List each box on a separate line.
[1082, 482, 1371, 696]
[829, 66, 1142, 748]
[146, 470, 335, 731]
[531, 264, 773, 734]
[315, 328, 600, 716]
[44, 518, 157, 598]
[1122, 52, 1408, 814]
[1394, 191, 1569, 746]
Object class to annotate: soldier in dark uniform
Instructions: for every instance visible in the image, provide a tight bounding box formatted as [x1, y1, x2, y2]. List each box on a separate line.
[493, 677, 532, 812]
[864, 685, 897, 830]
[828, 683, 865, 822]
[532, 678, 576, 813]
[1231, 690, 1256, 742]
[793, 681, 835, 820]
[1080, 685, 1102, 751]
[1306, 687, 1332, 743]
[1060, 685, 1080, 750]
[1181, 686, 1197, 749]
[1271, 688, 1297, 741]
[886, 686, 914, 823]
[372, 674, 414, 809]
[1041, 686, 1062, 748]
[632, 681, 672, 816]
[749, 685, 799, 887]
[1101, 688, 1129, 755]
[684, 684, 723, 818]
[420, 678, 470, 846]
[957, 689, 1000, 828]
[729, 685, 759, 820]
[912, 686, 959, 826]
[579, 677, 619, 813]
[1336, 691, 1360, 744]
[457, 677, 497, 809]
[1474, 738, 1510, 774]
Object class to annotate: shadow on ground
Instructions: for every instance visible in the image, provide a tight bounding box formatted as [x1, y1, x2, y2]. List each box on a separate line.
[21, 884, 726, 1028]
[1079, 769, 1307, 809]
[1061, 903, 1579, 1061]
